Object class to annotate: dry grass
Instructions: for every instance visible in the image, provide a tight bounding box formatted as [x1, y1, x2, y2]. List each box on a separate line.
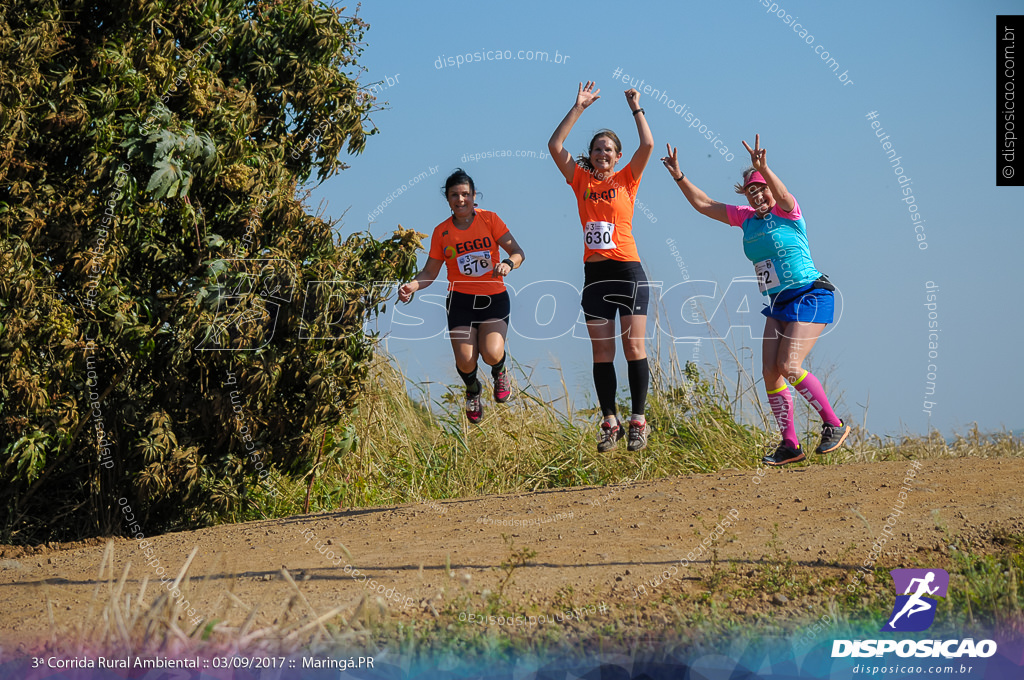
[38, 540, 382, 659]
[21, 339, 1023, 659]
[248, 348, 1021, 519]
[32, 526, 1024, 661]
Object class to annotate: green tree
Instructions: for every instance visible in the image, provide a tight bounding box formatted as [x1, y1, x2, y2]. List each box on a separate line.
[0, 0, 420, 542]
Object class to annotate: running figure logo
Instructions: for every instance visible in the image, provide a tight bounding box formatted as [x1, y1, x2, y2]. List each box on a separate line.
[882, 568, 949, 632]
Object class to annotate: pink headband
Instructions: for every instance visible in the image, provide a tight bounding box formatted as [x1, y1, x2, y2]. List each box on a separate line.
[743, 171, 767, 188]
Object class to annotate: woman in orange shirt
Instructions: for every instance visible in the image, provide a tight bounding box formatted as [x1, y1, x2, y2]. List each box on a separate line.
[548, 82, 655, 452]
[399, 169, 526, 423]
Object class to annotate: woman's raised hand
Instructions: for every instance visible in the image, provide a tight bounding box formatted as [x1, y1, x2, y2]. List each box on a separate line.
[576, 81, 600, 109]
[741, 133, 767, 171]
[660, 143, 682, 178]
[624, 88, 640, 111]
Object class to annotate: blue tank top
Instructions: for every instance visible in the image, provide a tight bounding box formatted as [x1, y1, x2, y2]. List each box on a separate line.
[732, 199, 821, 296]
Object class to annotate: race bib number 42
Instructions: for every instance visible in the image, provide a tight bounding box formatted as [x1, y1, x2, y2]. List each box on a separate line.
[754, 258, 779, 293]
[458, 250, 492, 277]
[584, 221, 616, 250]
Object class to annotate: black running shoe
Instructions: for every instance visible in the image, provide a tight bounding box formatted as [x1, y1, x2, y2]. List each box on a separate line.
[815, 420, 850, 454]
[762, 443, 806, 467]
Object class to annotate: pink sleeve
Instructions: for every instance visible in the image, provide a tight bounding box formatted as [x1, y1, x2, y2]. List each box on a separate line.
[726, 204, 755, 227]
[775, 197, 801, 220]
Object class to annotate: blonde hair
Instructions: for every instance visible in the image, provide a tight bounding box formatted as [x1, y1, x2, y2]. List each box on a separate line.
[733, 166, 761, 194]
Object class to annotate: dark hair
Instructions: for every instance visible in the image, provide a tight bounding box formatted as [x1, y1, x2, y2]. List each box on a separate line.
[442, 168, 476, 199]
[734, 167, 761, 194]
[575, 129, 622, 172]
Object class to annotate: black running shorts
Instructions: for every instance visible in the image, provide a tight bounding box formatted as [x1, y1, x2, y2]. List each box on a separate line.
[581, 260, 650, 321]
[445, 290, 511, 331]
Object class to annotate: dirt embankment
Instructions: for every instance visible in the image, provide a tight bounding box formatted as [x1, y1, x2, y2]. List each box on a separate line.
[1, 458, 1021, 647]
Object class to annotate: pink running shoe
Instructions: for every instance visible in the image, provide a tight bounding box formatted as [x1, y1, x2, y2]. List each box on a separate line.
[493, 368, 512, 403]
[466, 389, 483, 424]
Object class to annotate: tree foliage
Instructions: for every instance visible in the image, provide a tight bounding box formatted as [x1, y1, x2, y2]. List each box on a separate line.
[0, 0, 421, 542]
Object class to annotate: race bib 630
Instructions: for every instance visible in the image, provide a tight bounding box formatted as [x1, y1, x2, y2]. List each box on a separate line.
[584, 221, 616, 250]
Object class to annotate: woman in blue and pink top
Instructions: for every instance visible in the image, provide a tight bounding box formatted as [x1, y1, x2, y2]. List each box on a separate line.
[661, 135, 849, 466]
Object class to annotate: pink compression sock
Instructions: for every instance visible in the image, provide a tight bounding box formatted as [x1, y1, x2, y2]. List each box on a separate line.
[767, 384, 799, 448]
[791, 369, 841, 426]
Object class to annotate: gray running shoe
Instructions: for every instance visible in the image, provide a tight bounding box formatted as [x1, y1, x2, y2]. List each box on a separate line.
[627, 419, 651, 452]
[597, 418, 624, 453]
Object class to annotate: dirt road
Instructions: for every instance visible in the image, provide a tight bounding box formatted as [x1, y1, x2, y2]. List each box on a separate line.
[2, 457, 1021, 647]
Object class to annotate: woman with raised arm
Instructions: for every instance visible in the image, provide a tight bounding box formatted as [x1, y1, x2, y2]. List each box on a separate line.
[661, 136, 849, 466]
[398, 169, 526, 423]
[548, 81, 655, 453]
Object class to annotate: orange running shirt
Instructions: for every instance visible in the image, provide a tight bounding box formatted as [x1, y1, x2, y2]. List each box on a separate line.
[428, 209, 510, 295]
[568, 163, 642, 262]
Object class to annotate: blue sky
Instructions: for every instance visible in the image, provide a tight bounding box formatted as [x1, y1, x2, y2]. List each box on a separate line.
[311, 0, 1022, 437]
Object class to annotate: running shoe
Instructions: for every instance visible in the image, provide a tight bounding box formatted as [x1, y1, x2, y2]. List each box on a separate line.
[597, 418, 624, 453]
[762, 442, 805, 466]
[493, 368, 512, 403]
[815, 420, 850, 454]
[627, 419, 651, 452]
[466, 389, 483, 424]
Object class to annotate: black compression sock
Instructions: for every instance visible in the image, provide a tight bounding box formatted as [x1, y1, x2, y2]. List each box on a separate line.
[593, 362, 617, 417]
[489, 352, 507, 378]
[627, 357, 650, 416]
[457, 366, 480, 394]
